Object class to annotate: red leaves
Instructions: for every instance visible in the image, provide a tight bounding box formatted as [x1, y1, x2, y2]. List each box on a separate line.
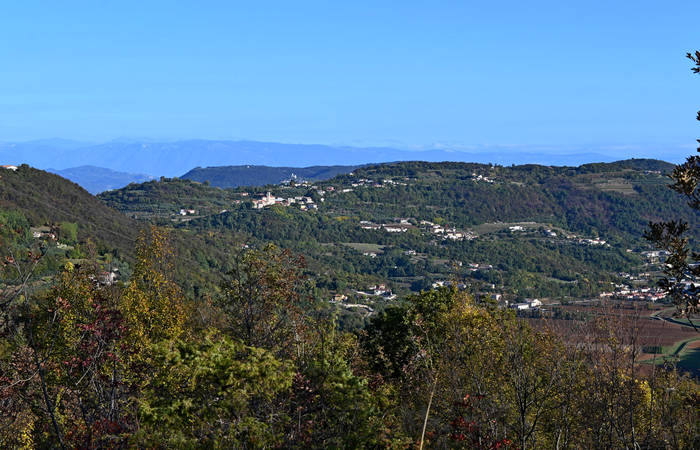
[56, 296, 71, 310]
[448, 392, 512, 449]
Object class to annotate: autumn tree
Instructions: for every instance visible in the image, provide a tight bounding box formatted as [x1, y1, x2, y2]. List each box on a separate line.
[33, 263, 132, 447]
[1, 250, 133, 447]
[218, 244, 311, 356]
[646, 51, 700, 327]
[120, 226, 189, 363]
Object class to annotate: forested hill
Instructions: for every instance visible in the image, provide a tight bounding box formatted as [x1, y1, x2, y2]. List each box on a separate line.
[0, 164, 139, 253]
[181, 164, 360, 188]
[99, 158, 689, 243]
[96, 158, 696, 303]
[0, 165, 247, 297]
[333, 158, 687, 240]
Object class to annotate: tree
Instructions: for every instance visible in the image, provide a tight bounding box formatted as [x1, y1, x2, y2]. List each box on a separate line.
[218, 244, 311, 356]
[120, 226, 189, 361]
[645, 51, 700, 327]
[33, 263, 133, 447]
[1, 238, 134, 447]
[135, 332, 294, 447]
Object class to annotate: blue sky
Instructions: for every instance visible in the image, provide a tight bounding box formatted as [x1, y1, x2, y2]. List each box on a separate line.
[1, 1, 698, 157]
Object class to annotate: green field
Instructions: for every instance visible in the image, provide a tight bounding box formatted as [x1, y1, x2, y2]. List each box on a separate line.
[341, 242, 386, 253]
[643, 336, 700, 373]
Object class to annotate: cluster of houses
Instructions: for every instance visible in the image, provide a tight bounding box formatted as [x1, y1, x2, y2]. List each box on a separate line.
[350, 177, 408, 188]
[505, 223, 539, 233]
[358, 218, 475, 241]
[502, 225, 610, 246]
[471, 173, 495, 183]
[354, 284, 397, 300]
[329, 294, 375, 315]
[578, 238, 607, 246]
[251, 192, 318, 210]
[641, 250, 670, 263]
[419, 220, 476, 241]
[280, 174, 312, 186]
[327, 283, 400, 316]
[30, 226, 73, 250]
[97, 269, 119, 286]
[360, 219, 414, 233]
[599, 286, 667, 302]
[179, 208, 197, 216]
[1, 165, 18, 171]
[84, 269, 120, 286]
[431, 280, 469, 290]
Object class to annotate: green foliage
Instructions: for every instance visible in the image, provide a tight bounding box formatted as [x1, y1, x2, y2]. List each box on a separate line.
[0, 210, 30, 242]
[218, 244, 310, 354]
[362, 305, 414, 378]
[58, 221, 78, 244]
[136, 333, 294, 448]
[0, 165, 139, 254]
[121, 227, 189, 362]
[1, 233, 699, 447]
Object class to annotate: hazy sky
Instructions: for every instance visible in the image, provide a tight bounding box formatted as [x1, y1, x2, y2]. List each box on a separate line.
[1, 1, 698, 155]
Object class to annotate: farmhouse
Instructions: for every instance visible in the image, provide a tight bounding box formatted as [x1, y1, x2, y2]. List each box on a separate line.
[510, 302, 531, 310]
[382, 223, 415, 233]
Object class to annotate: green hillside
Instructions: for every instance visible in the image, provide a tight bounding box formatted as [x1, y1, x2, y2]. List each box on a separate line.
[0, 164, 139, 254]
[99, 176, 240, 219]
[98, 159, 695, 314]
[0, 166, 242, 298]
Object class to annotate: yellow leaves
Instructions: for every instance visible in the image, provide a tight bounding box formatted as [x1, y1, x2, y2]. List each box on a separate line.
[13, 411, 34, 450]
[636, 378, 652, 406]
[120, 226, 189, 362]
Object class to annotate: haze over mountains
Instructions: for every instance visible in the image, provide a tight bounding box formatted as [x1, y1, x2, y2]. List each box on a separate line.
[181, 165, 361, 189]
[0, 138, 683, 178]
[48, 166, 154, 194]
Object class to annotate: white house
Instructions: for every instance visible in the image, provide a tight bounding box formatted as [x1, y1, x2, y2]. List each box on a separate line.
[510, 303, 530, 310]
[527, 299, 542, 308]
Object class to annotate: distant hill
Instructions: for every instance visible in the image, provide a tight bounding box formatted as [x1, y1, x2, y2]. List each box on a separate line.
[181, 165, 360, 188]
[98, 177, 240, 218]
[48, 165, 154, 194]
[0, 164, 140, 253]
[0, 165, 248, 297]
[2, 138, 684, 177]
[99, 158, 695, 301]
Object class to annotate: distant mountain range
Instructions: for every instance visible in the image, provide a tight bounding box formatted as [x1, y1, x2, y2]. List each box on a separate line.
[0, 139, 682, 177]
[181, 165, 361, 188]
[48, 166, 154, 194]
